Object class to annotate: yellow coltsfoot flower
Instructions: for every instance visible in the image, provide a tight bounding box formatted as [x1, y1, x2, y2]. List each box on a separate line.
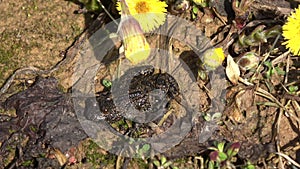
[118, 0, 151, 64]
[116, 0, 167, 32]
[282, 5, 300, 56]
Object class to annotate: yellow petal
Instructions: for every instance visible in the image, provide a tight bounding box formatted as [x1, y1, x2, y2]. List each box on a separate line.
[282, 5, 300, 56]
[124, 35, 151, 64]
[116, 0, 167, 32]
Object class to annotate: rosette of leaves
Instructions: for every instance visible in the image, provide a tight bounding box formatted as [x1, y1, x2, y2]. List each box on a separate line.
[207, 142, 241, 169]
[233, 25, 281, 53]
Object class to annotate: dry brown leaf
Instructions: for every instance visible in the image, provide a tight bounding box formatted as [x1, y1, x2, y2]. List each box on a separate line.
[226, 55, 240, 85]
[53, 148, 67, 166]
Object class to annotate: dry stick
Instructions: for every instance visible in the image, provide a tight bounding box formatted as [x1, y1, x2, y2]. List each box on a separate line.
[116, 155, 123, 169]
[255, 88, 300, 123]
[285, 80, 300, 88]
[292, 101, 300, 115]
[194, 156, 204, 169]
[271, 50, 290, 65]
[255, 88, 300, 168]
[284, 54, 291, 84]
[275, 152, 300, 168]
[291, 97, 300, 141]
[0, 67, 41, 96]
[277, 103, 284, 168]
[97, 0, 118, 26]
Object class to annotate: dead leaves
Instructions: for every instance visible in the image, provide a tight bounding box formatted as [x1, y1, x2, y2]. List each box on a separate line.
[226, 55, 241, 85]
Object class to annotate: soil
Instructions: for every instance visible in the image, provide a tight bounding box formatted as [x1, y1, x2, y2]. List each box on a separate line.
[1, 0, 300, 168]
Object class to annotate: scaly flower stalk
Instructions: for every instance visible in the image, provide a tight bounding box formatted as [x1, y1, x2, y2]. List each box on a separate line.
[118, 0, 150, 64]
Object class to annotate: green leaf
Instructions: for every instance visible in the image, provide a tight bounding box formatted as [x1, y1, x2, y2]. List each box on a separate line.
[153, 160, 161, 167]
[227, 142, 240, 158]
[163, 161, 173, 167]
[193, 6, 199, 14]
[263, 61, 272, 78]
[218, 152, 228, 161]
[275, 67, 285, 75]
[198, 70, 207, 81]
[192, 12, 197, 20]
[86, 0, 101, 12]
[288, 85, 299, 93]
[204, 114, 211, 121]
[141, 144, 150, 152]
[208, 161, 215, 169]
[211, 112, 222, 120]
[161, 156, 167, 165]
[245, 164, 256, 169]
[102, 79, 112, 88]
[217, 142, 225, 152]
[243, 162, 256, 169]
[227, 148, 233, 158]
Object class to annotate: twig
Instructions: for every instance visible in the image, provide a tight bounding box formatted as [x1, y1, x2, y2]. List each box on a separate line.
[97, 0, 119, 26]
[211, 7, 227, 25]
[284, 54, 290, 84]
[285, 80, 300, 87]
[275, 152, 300, 168]
[292, 101, 300, 115]
[291, 100, 300, 132]
[238, 77, 254, 86]
[0, 67, 41, 96]
[116, 155, 123, 169]
[276, 102, 284, 168]
[271, 51, 290, 65]
[250, 34, 280, 81]
[255, 87, 300, 123]
[158, 109, 173, 127]
[194, 156, 204, 169]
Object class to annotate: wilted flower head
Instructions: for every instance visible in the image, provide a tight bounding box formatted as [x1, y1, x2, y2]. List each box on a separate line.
[202, 47, 225, 70]
[116, 0, 167, 32]
[118, 0, 151, 64]
[282, 5, 300, 56]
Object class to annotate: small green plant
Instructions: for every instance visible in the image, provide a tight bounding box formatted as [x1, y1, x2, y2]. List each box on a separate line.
[288, 85, 299, 94]
[242, 162, 256, 169]
[203, 112, 222, 122]
[206, 141, 241, 169]
[135, 143, 151, 159]
[153, 155, 178, 169]
[263, 61, 285, 79]
[233, 25, 281, 53]
[78, 0, 102, 13]
[102, 79, 112, 88]
[191, 5, 199, 20]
